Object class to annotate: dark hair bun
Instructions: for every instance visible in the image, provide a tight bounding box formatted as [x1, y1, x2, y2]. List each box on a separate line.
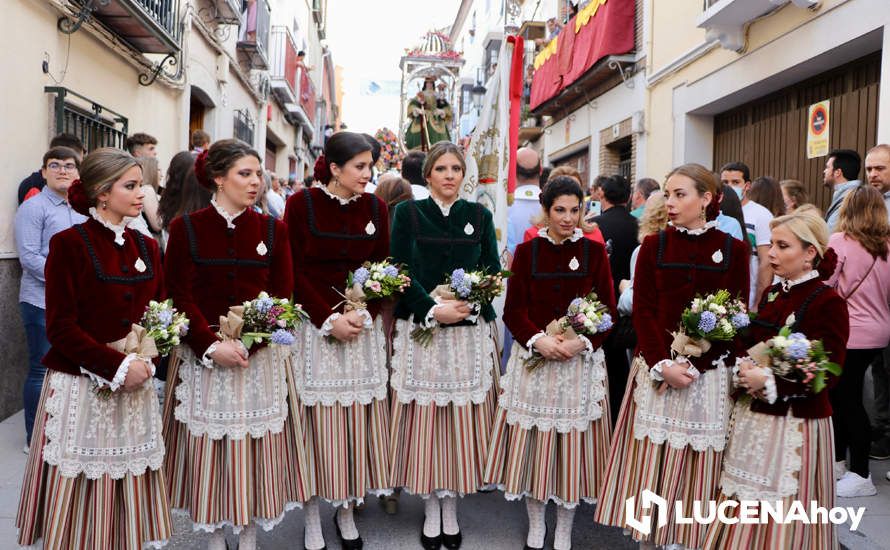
[313, 154, 331, 185]
[817, 247, 838, 281]
[194, 149, 212, 189]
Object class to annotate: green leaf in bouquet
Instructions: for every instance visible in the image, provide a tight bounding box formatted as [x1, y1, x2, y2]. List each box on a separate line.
[825, 361, 842, 376]
[779, 326, 791, 337]
[241, 334, 255, 349]
[812, 371, 826, 394]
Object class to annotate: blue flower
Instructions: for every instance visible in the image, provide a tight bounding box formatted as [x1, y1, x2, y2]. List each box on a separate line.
[786, 334, 810, 360]
[456, 284, 471, 299]
[353, 267, 371, 286]
[596, 313, 613, 332]
[451, 268, 466, 288]
[383, 265, 399, 277]
[730, 312, 750, 329]
[157, 310, 173, 328]
[698, 311, 717, 333]
[271, 329, 295, 346]
[255, 297, 274, 314]
[569, 298, 582, 309]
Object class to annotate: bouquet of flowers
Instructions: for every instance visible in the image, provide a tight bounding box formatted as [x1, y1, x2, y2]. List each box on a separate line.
[410, 267, 511, 346]
[142, 299, 189, 356]
[746, 325, 841, 394]
[374, 127, 403, 171]
[525, 291, 613, 371]
[349, 260, 412, 302]
[224, 292, 308, 349]
[93, 299, 189, 397]
[671, 290, 750, 358]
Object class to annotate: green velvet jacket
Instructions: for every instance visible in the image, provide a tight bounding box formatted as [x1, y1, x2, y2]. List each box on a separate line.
[391, 198, 501, 323]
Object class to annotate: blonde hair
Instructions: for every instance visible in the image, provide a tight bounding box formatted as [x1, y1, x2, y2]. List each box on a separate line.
[141, 156, 160, 191]
[78, 148, 142, 203]
[837, 184, 890, 260]
[422, 142, 465, 180]
[780, 179, 809, 211]
[638, 192, 668, 241]
[769, 208, 829, 258]
[549, 165, 582, 185]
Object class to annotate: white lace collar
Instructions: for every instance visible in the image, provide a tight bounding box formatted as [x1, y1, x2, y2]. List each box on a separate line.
[320, 183, 362, 205]
[670, 220, 718, 235]
[538, 226, 583, 245]
[780, 270, 819, 292]
[90, 207, 129, 246]
[211, 195, 246, 229]
[432, 196, 459, 216]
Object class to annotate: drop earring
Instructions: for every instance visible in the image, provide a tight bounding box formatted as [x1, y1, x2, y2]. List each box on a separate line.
[700, 205, 706, 222]
[102, 201, 108, 210]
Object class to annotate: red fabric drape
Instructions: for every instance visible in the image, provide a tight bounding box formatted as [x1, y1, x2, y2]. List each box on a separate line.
[507, 35, 524, 197]
[529, 0, 635, 111]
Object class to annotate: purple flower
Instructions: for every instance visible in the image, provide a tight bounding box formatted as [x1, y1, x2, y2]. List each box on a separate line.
[271, 329, 295, 346]
[255, 297, 274, 314]
[157, 309, 173, 327]
[698, 311, 717, 333]
[730, 312, 750, 329]
[569, 298, 583, 309]
[786, 334, 810, 360]
[383, 265, 399, 277]
[596, 313, 613, 332]
[353, 267, 371, 286]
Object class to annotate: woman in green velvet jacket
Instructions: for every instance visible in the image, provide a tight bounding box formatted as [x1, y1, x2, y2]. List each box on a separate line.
[388, 141, 502, 550]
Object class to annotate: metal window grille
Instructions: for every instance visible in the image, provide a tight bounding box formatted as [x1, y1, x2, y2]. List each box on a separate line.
[45, 87, 128, 152]
[234, 109, 255, 145]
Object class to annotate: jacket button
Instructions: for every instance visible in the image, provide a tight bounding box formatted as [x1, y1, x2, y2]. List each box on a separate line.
[121, 318, 130, 327]
[228, 248, 236, 256]
[123, 292, 133, 301]
[226, 228, 235, 237]
[120, 265, 129, 273]
[227, 272, 235, 280]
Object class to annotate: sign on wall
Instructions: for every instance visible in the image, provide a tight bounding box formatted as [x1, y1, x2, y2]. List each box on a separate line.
[806, 100, 830, 159]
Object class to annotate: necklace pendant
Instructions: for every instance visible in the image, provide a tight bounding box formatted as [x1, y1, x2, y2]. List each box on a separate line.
[569, 256, 580, 271]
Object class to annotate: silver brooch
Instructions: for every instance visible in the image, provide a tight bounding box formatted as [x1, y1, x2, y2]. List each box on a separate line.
[134, 258, 146, 273]
[464, 222, 474, 235]
[365, 221, 376, 235]
[569, 256, 580, 271]
[256, 242, 268, 256]
[711, 249, 723, 264]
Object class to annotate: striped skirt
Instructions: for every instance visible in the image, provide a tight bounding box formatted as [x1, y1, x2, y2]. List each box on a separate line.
[703, 415, 837, 550]
[389, 323, 501, 497]
[594, 360, 724, 548]
[163, 350, 312, 532]
[17, 373, 172, 549]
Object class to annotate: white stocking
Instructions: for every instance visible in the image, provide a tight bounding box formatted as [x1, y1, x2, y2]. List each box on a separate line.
[337, 503, 360, 540]
[423, 495, 442, 537]
[441, 495, 460, 535]
[304, 497, 326, 550]
[525, 498, 546, 548]
[553, 505, 575, 550]
[207, 529, 226, 550]
[238, 524, 257, 550]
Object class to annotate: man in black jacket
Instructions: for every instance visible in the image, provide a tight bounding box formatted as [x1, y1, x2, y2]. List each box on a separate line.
[589, 174, 639, 423]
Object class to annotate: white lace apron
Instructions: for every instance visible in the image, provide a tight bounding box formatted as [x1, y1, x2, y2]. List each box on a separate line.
[632, 357, 733, 451]
[43, 370, 164, 479]
[390, 319, 496, 406]
[720, 402, 804, 501]
[498, 343, 607, 433]
[174, 344, 289, 440]
[291, 316, 388, 407]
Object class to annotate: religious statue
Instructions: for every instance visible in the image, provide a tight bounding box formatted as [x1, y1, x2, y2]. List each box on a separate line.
[404, 76, 453, 151]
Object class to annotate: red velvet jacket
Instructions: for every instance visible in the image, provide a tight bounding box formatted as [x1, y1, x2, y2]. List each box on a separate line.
[43, 218, 163, 380]
[284, 187, 390, 328]
[744, 278, 849, 418]
[505, 234, 616, 350]
[164, 206, 293, 355]
[633, 226, 750, 372]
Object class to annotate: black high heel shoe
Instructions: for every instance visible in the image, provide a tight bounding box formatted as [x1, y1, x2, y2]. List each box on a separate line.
[333, 511, 363, 549]
[421, 530, 442, 550]
[441, 530, 462, 549]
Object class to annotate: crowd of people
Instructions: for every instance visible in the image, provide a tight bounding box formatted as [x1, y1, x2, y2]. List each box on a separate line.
[9, 127, 890, 550]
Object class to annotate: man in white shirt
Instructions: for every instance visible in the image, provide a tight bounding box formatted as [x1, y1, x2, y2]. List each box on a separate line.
[823, 148, 862, 232]
[721, 162, 773, 311]
[506, 147, 543, 263]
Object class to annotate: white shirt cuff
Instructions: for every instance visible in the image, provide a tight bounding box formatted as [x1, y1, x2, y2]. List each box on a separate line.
[356, 308, 373, 329]
[465, 302, 481, 324]
[761, 367, 778, 404]
[81, 352, 152, 392]
[649, 356, 696, 382]
[320, 312, 341, 337]
[525, 332, 547, 359]
[423, 304, 444, 328]
[202, 341, 221, 368]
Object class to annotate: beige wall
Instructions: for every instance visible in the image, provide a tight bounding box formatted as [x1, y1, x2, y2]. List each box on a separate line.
[1, 0, 183, 256]
[645, 0, 889, 180]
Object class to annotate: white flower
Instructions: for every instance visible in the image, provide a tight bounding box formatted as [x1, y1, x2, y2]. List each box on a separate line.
[773, 336, 788, 348]
[719, 319, 732, 332]
[258, 291, 269, 299]
[584, 319, 595, 329]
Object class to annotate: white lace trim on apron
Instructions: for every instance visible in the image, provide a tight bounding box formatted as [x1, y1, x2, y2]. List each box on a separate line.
[498, 343, 607, 433]
[291, 316, 388, 407]
[720, 402, 804, 501]
[174, 344, 289, 440]
[43, 370, 164, 479]
[632, 356, 733, 451]
[391, 319, 497, 406]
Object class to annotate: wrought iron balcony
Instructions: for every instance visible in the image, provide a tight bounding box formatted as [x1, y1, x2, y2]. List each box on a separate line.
[45, 87, 129, 152]
[64, 0, 180, 54]
[237, 0, 271, 69]
[269, 26, 298, 103]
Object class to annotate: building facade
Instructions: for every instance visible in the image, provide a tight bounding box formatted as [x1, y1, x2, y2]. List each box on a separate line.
[0, 0, 337, 421]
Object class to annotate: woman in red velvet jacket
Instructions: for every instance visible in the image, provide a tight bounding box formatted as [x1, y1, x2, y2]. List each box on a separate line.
[595, 164, 750, 548]
[17, 149, 171, 549]
[163, 140, 310, 550]
[284, 132, 391, 550]
[484, 177, 616, 550]
[705, 208, 848, 549]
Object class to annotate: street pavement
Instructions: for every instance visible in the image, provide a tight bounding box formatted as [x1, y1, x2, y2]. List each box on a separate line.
[0, 409, 886, 549]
